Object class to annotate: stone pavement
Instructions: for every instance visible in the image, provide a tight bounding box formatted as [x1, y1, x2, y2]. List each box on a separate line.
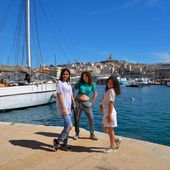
[0, 122, 170, 170]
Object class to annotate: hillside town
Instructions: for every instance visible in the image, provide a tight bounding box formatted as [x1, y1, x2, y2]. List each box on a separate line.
[0, 55, 170, 87]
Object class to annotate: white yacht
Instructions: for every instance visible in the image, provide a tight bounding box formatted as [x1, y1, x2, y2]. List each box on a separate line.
[0, 0, 56, 111]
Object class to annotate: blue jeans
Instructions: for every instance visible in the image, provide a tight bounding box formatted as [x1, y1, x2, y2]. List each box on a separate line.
[57, 114, 72, 145]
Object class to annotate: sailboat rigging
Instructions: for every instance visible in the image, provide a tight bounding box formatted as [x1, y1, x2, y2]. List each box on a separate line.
[0, 0, 57, 111]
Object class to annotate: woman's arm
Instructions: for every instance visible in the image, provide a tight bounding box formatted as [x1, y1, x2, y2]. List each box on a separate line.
[57, 93, 67, 116]
[108, 101, 113, 123]
[71, 94, 75, 109]
[100, 104, 103, 113]
[90, 91, 97, 105]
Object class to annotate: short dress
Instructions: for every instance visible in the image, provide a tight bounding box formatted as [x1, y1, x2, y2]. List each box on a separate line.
[101, 89, 117, 128]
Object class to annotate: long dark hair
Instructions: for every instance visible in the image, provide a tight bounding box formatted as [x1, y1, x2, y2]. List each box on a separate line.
[59, 68, 71, 82]
[79, 71, 93, 86]
[105, 76, 121, 96]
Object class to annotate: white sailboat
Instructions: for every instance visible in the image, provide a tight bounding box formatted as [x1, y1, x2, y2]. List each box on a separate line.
[0, 0, 56, 111]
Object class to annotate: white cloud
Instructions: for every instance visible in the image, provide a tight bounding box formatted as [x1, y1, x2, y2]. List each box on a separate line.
[152, 52, 170, 63]
[83, 0, 162, 16]
[84, 9, 115, 15]
[119, 0, 142, 9]
[119, 0, 161, 9]
[127, 51, 170, 63]
[145, 0, 160, 8]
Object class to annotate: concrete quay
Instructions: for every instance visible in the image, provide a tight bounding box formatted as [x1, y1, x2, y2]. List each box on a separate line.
[0, 122, 170, 170]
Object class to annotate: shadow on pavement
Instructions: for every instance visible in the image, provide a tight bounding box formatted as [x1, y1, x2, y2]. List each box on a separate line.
[62, 145, 106, 153]
[9, 139, 54, 152]
[35, 131, 74, 139]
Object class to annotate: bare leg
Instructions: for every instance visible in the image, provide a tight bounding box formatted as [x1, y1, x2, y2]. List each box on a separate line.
[102, 124, 108, 133]
[107, 127, 117, 148]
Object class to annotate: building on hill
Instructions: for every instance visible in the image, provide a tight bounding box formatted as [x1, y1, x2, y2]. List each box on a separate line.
[155, 63, 170, 84]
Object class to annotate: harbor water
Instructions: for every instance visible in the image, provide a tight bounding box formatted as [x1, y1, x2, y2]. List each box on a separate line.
[0, 85, 170, 146]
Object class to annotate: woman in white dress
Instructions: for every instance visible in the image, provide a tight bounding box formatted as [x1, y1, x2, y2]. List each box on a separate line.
[100, 76, 121, 153]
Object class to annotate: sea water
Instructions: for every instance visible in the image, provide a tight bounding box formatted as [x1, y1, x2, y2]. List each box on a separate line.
[0, 85, 170, 146]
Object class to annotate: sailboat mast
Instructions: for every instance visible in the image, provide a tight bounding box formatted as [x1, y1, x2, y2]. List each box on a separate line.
[26, 0, 31, 68]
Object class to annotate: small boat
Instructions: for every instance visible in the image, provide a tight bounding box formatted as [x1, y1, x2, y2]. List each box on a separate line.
[96, 75, 109, 85]
[117, 77, 130, 86]
[167, 81, 170, 87]
[126, 78, 150, 88]
[126, 82, 141, 87]
[70, 76, 80, 85]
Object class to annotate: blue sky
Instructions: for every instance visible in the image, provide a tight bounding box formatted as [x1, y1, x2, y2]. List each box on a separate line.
[0, 0, 170, 67]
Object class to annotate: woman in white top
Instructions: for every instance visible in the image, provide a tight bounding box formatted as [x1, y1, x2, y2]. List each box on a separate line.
[53, 68, 75, 151]
[100, 76, 121, 153]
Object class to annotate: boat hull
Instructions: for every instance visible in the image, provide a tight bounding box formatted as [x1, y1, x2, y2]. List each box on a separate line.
[0, 83, 56, 111]
[167, 82, 170, 87]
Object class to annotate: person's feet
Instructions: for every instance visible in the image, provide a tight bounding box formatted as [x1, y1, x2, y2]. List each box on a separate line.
[103, 148, 116, 154]
[53, 139, 60, 151]
[73, 134, 98, 140]
[90, 134, 98, 140]
[60, 144, 72, 151]
[73, 134, 79, 140]
[116, 137, 122, 149]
